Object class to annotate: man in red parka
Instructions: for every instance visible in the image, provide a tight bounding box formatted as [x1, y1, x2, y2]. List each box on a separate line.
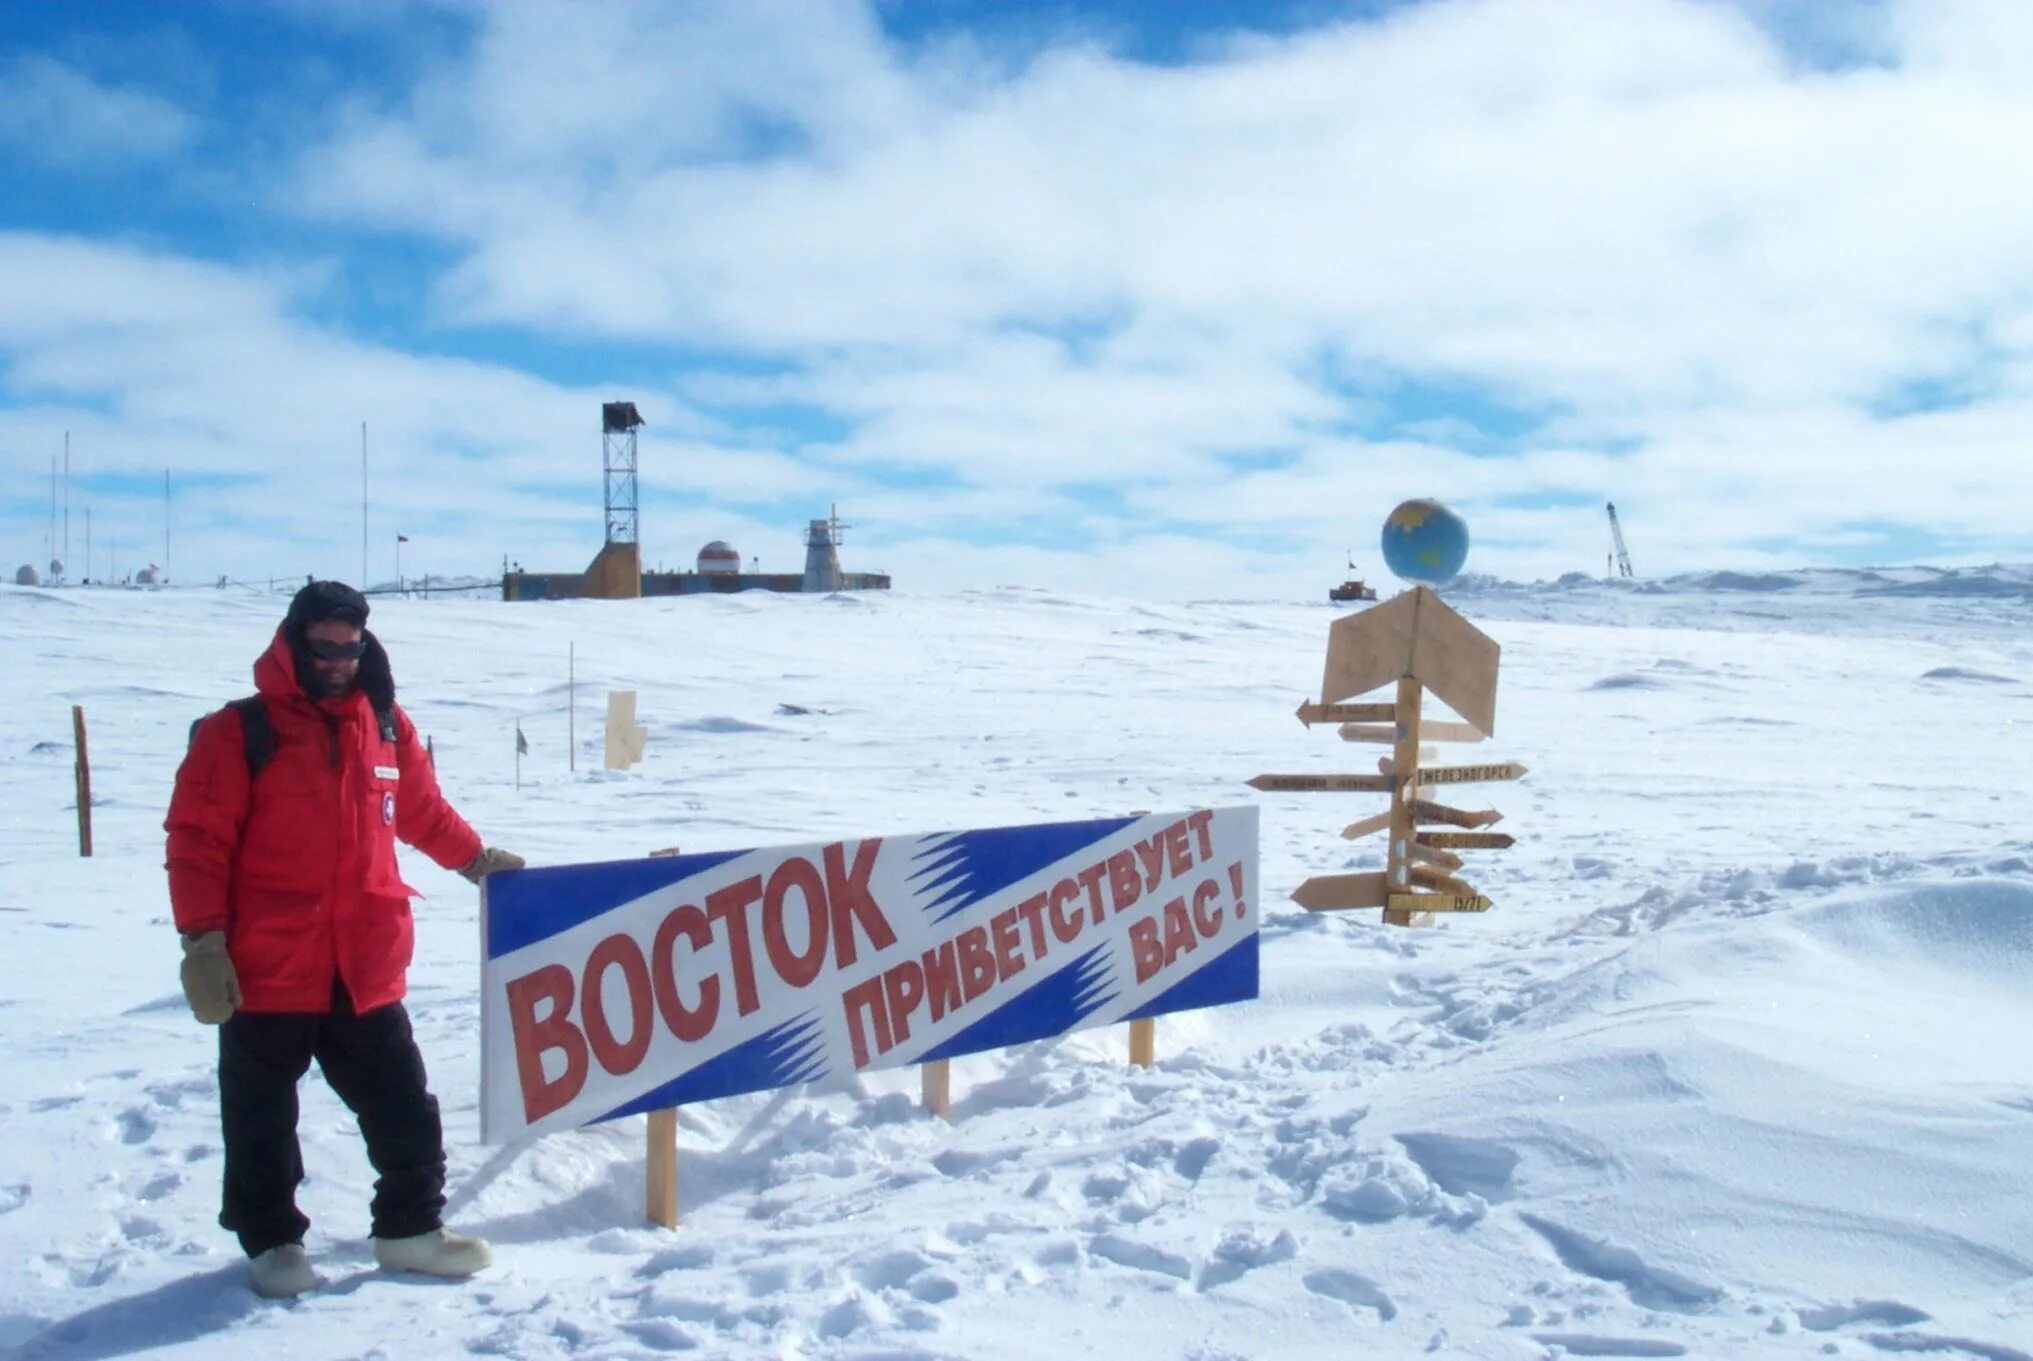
[166, 580, 525, 1299]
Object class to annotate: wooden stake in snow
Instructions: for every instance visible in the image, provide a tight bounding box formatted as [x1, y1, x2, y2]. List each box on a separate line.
[1252, 586, 1522, 927]
[73, 705, 92, 858]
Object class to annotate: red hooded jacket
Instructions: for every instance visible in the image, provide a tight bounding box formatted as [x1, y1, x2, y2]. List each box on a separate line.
[165, 627, 483, 1012]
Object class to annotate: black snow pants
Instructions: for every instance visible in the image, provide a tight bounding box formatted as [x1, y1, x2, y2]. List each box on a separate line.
[217, 976, 447, 1257]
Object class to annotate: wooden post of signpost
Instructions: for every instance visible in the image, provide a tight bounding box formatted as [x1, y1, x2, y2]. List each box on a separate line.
[646, 1109, 678, 1228]
[1255, 587, 1522, 924]
[72, 706, 92, 857]
[1125, 810, 1157, 1068]
[644, 844, 684, 1227]
[922, 1060, 951, 1120]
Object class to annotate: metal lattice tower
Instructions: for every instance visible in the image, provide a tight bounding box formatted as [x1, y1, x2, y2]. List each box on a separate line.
[602, 401, 643, 545]
[1605, 501, 1634, 579]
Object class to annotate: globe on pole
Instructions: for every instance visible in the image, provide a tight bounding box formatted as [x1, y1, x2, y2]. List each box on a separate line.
[1380, 498, 1470, 584]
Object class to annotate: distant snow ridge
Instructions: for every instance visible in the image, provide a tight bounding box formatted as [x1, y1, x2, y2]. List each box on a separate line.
[1445, 562, 2033, 599]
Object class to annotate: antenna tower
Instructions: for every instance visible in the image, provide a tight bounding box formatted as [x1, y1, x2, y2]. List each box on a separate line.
[1605, 502, 1634, 579]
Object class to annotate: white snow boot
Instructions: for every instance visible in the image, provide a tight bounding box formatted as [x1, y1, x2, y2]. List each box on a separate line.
[249, 1243, 318, 1299]
[372, 1227, 492, 1278]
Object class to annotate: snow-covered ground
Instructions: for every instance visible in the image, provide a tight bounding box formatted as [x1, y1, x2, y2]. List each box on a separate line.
[3, 571, 2031, 1360]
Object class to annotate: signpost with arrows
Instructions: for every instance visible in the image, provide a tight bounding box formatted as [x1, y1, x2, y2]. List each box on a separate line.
[1255, 586, 1524, 926]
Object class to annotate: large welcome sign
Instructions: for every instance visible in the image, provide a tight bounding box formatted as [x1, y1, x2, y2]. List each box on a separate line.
[480, 808, 1259, 1141]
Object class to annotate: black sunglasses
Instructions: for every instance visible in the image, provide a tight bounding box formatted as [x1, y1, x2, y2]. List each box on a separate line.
[305, 637, 367, 660]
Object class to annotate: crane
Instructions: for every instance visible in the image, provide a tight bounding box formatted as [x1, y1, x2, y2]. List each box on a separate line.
[1605, 502, 1634, 579]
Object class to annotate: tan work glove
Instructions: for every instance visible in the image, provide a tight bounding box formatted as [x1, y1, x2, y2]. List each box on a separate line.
[180, 931, 241, 1024]
[460, 847, 526, 883]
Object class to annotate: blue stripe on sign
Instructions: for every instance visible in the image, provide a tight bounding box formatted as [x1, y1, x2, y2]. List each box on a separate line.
[593, 1012, 829, 1122]
[908, 816, 1139, 922]
[1121, 933, 1259, 1021]
[917, 945, 1117, 1063]
[485, 851, 750, 960]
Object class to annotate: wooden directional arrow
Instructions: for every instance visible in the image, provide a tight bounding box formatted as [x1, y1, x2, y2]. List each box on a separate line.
[1249, 773, 1393, 793]
[1409, 864, 1479, 896]
[1341, 810, 1394, 840]
[1340, 725, 1438, 760]
[1387, 891, 1492, 914]
[1416, 831, 1516, 850]
[1296, 700, 1394, 727]
[1418, 720, 1488, 744]
[1293, 872, 1390, 912]
[1406, 840, 1464, 871]
[1416, 761, 1528, 787]
[1321, 586, 1500, 737]
[1337, 723, 1398, 744]
[1408, 798, 1503, 829]
[1342, 720, 1487, 744]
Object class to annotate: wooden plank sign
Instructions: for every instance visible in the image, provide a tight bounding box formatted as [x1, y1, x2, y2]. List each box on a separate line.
[1416, 761, 1527, 787]
[1406, 841, 1464, 871]
[1387, 891, 1492, 914]
[1341, 810, 1393, 840]
[1408, 799, 1503, 829]
[1248, 773, 1393, 793]
[1293, 872, 1390, 912]
[1337, 723, 1397, 744]
[1321, 587, 1500, 738]
[1416, 832, 1516, 850]
[1409, 864, 1479, 896]
[1342, 719, 1486, 744]
[1417, 720, 1487, 744]
[1296, 700, 1395, 726]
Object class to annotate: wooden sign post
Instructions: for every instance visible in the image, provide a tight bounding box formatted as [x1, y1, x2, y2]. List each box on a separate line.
[644, 844, 685, 1227]
[73, 706, 92, 858]
[1254, 586, 1522, 926]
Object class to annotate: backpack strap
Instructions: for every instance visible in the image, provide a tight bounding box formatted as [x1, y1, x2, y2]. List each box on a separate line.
[227, 696, 276, 780]
[374, 705, 397, 744]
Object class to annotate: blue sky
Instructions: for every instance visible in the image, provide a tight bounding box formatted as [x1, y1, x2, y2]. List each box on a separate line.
[3, 0, 2030, 595]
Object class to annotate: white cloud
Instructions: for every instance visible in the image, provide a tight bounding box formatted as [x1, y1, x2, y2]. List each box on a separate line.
[9, 0, 2033, 589]
[0, 55, 195, 166]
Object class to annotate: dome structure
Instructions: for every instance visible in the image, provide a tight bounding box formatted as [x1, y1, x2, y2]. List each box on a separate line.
[696, 540, 741, 575]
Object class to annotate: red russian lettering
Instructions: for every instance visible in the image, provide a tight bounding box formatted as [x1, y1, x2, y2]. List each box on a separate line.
[1188, 809, 1215, 860]
[762, 857, 828, 988]
[956, 925, 996, 1001]
[1192, 878, 1223, 938]
[1128, 917, 1163, 984]
[1106, 851, 1142, 913]
[1136, 835, 1166, 891]
[1048, 877, 1083, 944]
[1165, 820, 1193, 878]
[582, 933, 653, 1076]
[922, 939, 962, 1023]
[1015, 891, 1049, 957]
[825, 840, 896, 968]
[990, 905, 1025, 981]
[883, 958, 926, 1043]
[843, 977, 893, 1068]
[650, 903, 719, 1043]
[505, 964, 587, 1123]
[1078, 862, 1108, 926]
[1162, 895, 1197, 968]
[705, 875, 764, 1016]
